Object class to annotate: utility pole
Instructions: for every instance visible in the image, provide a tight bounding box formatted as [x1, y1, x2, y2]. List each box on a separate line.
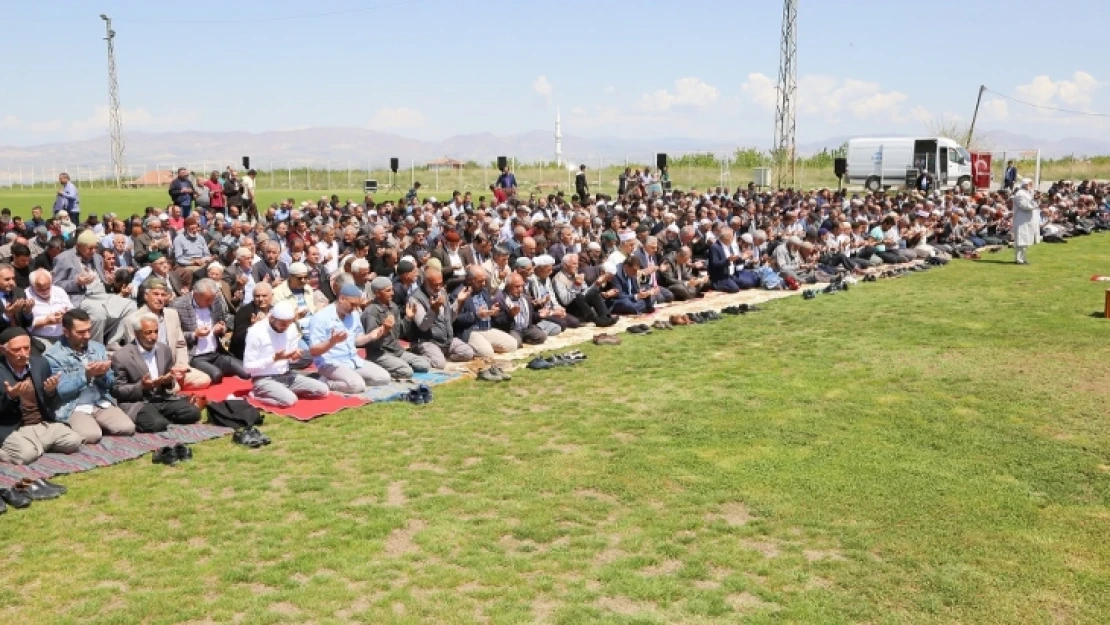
[965, 85, 986, 149]
[101, 14, 126, 188]
[773, 0, 798, 188]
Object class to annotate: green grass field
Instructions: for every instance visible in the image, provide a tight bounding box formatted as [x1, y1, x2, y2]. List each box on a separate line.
[0, 237, 1107, 624]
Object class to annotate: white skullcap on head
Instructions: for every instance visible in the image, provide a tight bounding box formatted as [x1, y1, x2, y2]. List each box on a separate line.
[602, 262, 617, 275]
[533, 254, 555, 267]
[586, 241, 601, 251]
[618, 231, 635, 242]
[1021, 178, 1033, 186]
[740, 233, 754, 244]
[271, 301, 295, 321]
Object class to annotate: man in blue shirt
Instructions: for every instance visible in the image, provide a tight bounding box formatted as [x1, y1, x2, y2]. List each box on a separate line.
[308, 283, 391, 394]
[53, 173, 80, 223]
[496, 167, 517, 196]
[168, 168, 196, 218]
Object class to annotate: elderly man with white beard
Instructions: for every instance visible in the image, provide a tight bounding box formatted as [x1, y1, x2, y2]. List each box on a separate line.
[1012, 178, 1041, 265]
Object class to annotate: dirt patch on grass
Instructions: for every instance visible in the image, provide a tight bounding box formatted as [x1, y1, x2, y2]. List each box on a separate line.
[385, 519, 426, 556]
[710, 502, 756, 527]
[407, 461, 447, 474]
[694, 579, 720, 590]
[806, 576, 834, 590]
[385, 481, 407, 507]
[727, 591, 780, 613]
[575, 489, 619, 505]
[462, 457, 482, 467]
[612, 432, 637, 443]
[803, 548, 847, 562]
[532, 597, 560, 623]
[269, 601, 300, 615]
[739, 538, 781, 558]
[596, 596, 660, 617]
[639, 559, 683, 576]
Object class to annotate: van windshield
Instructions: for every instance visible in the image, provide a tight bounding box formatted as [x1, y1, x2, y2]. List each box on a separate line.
[957, 147, 971, 163]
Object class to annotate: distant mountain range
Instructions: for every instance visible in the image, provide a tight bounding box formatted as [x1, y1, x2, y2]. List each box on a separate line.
[0, 128, 1106, 174]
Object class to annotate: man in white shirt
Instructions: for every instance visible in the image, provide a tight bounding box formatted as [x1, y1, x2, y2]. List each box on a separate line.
[27, 269, 71, 345]
[315, 226, 340, 274]
[243, 169, 257, 208]
[243, 301, 330, 407]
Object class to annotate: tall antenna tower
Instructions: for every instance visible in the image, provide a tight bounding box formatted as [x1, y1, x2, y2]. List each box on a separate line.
[773, 0, 798, 188]
[100, 14, 126, 188]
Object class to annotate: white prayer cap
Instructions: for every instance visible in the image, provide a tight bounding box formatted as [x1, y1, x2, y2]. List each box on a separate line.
[740, 233, 754, 244]
[699, 219, 711, 226]
[533, 254, 555, 267]
[618, 231, 635, 242]
[666, 224, 680, 234]
[602, 261, 617, 275]
[271, 301, 295, 320]
[586, 241, 602, 251]
[288, 262, 309, 276]
[1021, 178, 1033, 187]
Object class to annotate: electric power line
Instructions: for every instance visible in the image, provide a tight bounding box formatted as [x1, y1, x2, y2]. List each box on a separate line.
[983, 86, 1110, 119]
[112, 0, 424, 25]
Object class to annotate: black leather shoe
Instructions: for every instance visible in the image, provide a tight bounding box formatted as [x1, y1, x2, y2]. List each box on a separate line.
[491, 367, 512, 381]
[248, 427, 271, 446]
[173, 443, 193, 462]
[417, 384, 433, 404]
[16, 478, 60, 501]
[626, 324, 650, 334]
[595, 317, 617, 328]
[703, 311, 721, 321]
[0, 487, 31, 509]
[233, 429, 264, 449]
[153, 446, 178, 465]
[803, 290, 817, 299]
[0, 495, 5, 514]
[527, 357, 554, 370]
[35, 479, 67, 496]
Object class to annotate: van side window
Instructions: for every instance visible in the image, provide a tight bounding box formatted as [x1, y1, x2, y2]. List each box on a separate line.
[948, 148, 964, 164]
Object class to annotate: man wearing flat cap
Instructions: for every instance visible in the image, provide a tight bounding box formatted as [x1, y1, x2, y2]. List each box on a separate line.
[308, 283, 391, 394]
[0, 327, 80, 465]
[52, 230, 136, 345]
[361, 277, 431, 380]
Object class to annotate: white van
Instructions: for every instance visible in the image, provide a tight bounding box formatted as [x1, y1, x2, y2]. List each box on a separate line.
[844, 137, 974, 192]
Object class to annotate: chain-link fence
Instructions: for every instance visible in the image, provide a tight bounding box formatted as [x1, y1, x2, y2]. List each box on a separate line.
[2, 152, 1106, 194]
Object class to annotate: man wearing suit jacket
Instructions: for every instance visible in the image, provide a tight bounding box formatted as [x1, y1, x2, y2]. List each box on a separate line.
[0, 264, 34, 335]
[52, 230, 136, 345]
[110, 277, 211, 390]
[230, 282, 273, 361]
[458, 234, 492, 269]
[110, 313, 200, 433]
[547, 225, 579, 271]
[611, 255, 656, 315]
[492, 273, 546, 347]
[660, 247, 708, 301]
[169, 278, 247, 384]
[251, 241, 289, 285]
[430, 230, 467, 293]
[0, 328, 80, 465]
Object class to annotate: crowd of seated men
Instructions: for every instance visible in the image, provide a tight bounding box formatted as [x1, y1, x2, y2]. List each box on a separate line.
[0, 172, 1108, 465]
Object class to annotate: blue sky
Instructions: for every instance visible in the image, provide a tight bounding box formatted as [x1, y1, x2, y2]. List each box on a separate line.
[1, 0, 1107, 147]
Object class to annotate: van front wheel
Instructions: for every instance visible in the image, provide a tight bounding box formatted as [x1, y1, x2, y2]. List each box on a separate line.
[865, 176, 882, 192]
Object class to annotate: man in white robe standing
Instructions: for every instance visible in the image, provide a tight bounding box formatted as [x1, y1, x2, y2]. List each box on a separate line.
[1012, 178, 1041, 265]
